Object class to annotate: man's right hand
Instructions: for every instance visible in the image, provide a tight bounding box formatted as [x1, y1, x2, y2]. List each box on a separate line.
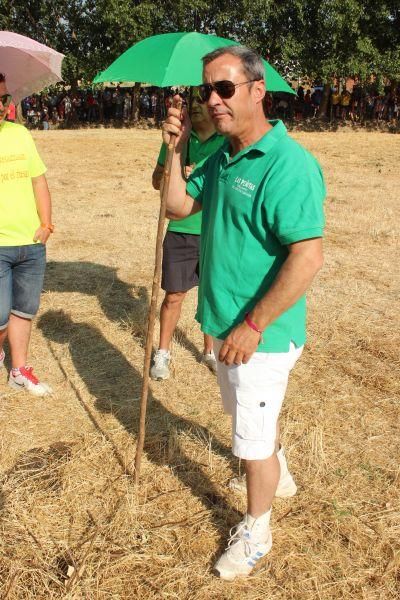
[162, 95, 191, 151]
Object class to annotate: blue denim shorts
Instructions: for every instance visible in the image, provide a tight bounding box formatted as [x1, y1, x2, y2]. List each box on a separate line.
[0, 244, 46, 329]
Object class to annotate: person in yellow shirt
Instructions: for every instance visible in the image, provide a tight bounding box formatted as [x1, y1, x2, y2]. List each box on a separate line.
[340, 90, 352, 120]
[0, 72, 54, 396]
[330, 87, 341, 119]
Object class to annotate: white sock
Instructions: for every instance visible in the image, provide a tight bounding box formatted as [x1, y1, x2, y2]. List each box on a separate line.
[246, 509, 271, 532]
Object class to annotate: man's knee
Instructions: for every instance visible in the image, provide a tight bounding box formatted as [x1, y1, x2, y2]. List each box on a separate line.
[163, 291, 186, 308]
[244, 450, 277, 473]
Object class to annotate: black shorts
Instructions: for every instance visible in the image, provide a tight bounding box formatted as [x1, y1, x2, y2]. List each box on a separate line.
[161, 231, 200, 292]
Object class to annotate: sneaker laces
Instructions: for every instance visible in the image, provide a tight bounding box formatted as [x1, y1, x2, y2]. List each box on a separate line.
[226, 522, 254, 559]
[154, 351, 169, 368]
[18, 366, 39, 385]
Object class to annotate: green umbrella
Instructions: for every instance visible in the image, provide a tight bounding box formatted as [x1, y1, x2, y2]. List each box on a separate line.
[94, 31, 294, 94]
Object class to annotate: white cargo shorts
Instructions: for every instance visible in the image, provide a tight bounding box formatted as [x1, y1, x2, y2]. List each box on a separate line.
[213, 338, 303, 460]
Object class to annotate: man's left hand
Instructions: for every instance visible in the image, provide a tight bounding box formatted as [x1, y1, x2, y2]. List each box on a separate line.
[219, 322, 261, 366]
[33, 226, 51, 244]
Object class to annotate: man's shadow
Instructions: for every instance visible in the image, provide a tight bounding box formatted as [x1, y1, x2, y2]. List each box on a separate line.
[37, 309, 241, 535]
[44, 261, 203, 361]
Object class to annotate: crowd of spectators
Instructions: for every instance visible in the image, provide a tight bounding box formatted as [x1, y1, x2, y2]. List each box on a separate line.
[16, 86, 168, 128]
[8, 82, 400, 129]
[267, 83, 400, 124]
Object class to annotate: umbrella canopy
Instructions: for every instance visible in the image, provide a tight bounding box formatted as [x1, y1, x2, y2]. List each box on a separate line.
[94, 32, 294, 95]
[0, 31, 64, 102]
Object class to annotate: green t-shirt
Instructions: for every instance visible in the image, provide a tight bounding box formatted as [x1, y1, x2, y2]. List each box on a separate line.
[186, 120, 326, 352]
[0, 121, 46, 246]
[158, 130, 224, 235]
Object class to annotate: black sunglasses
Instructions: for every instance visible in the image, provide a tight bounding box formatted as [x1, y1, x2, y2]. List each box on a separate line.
[0, 94, 12, 106]
[198, 79, 261, 103]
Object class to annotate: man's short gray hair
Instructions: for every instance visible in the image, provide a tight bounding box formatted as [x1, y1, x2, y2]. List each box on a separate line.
[202, 46, 265, 81]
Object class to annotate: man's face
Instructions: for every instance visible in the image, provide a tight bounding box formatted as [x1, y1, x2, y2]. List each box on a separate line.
[190, 91, 214, 128]
[0, 80, 11, 123]
[202, 54, 264, 137]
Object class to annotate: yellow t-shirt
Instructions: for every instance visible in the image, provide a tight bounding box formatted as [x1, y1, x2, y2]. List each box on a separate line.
[0, 121, 46, 246]
[341, 93, 351, 107]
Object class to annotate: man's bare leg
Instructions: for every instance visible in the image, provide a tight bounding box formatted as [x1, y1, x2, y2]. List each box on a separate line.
[244, 421, 286, 514]
[245, 453, 280, 518]
[8, 314, 32, 368]
[159, 291, 186, 350]
[203, 333, 213, 354]
[214, 453, 277, 579]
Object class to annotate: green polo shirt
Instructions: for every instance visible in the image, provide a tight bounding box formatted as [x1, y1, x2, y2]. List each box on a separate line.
[186, 120, 326, 352]
[158, 129, 224, 235]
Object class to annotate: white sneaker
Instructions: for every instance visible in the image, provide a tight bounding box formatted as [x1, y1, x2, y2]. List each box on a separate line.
[150, 349, 171, 380]
[8, 366, 53, 397]
[214, 511, 272, 581]
[229, 447, 297, 498]
[0, 349, 5, 369]
[201, 350, 217, 374]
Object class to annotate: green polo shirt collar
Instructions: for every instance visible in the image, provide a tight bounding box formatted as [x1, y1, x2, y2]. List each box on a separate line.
[221, 120, 288, 166]
[190, 129, 221, 144]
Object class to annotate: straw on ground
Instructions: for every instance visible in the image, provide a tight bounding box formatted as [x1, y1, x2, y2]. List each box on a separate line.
[0, 128, 399, 599]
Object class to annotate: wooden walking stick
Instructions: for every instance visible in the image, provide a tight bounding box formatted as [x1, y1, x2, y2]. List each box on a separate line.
[134, 98, 182, 485]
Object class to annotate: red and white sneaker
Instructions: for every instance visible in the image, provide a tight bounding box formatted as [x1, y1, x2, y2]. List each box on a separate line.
[0, 349, 5, 369]
[9, 366, 52, 397]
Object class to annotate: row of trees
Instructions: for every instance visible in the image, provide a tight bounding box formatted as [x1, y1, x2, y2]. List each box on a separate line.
[1, 1, 399, 91]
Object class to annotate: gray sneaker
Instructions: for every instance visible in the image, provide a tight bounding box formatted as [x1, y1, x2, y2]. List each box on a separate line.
[201, 350, 217, 374]
[150, 349, 171, 380]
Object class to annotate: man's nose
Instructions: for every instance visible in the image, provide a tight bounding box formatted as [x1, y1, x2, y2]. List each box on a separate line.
[207, 89, 222, 107]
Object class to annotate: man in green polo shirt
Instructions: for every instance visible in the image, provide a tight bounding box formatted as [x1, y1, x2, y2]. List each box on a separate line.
[162, 46, 325, 580]
[150, 91, 224, 380]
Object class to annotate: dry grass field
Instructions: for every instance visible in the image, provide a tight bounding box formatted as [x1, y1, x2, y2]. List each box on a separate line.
[0, 126, 399, 599]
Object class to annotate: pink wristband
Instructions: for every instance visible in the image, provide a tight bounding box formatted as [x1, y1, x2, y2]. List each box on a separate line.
[244, 313, 264, 344]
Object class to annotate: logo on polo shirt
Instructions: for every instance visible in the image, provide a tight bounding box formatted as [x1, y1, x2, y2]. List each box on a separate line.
[232, 176, 256, 198]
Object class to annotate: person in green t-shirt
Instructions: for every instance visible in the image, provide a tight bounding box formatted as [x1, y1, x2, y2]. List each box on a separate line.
[150, 90, 224, 381]
[162, 47, 325, 580]
[0, 72, 54, 396]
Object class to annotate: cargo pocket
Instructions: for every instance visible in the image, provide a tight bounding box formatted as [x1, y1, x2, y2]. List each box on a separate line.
[235, 390, 266, 441]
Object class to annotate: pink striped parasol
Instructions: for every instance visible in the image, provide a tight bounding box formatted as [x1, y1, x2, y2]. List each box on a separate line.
[0, 31, 64, 102]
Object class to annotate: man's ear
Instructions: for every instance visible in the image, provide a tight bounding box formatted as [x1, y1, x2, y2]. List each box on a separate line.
[253, 80, 266, 104]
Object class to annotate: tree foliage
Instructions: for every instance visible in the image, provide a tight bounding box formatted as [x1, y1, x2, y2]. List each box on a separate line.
[1, 0, 399, 84]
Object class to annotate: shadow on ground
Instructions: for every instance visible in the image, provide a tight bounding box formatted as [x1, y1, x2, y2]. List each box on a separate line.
[39, 260, 241, 533]
[44, 261, 203, 361]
